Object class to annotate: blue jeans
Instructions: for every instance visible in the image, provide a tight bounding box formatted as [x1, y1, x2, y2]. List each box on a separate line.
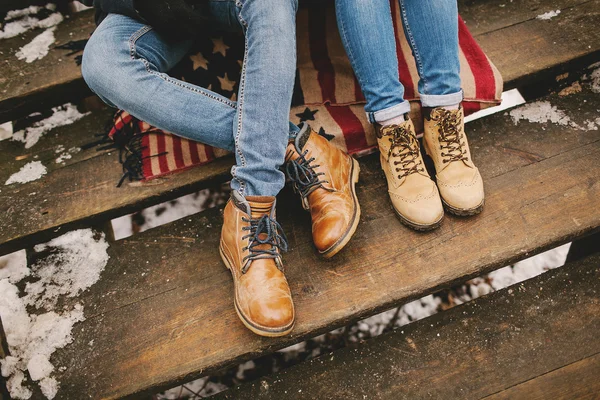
[335, 0, 463, 123]
[82, 0, 300, 196]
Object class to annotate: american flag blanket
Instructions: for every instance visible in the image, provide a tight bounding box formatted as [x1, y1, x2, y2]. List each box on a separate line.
[106, 2, 502, 184]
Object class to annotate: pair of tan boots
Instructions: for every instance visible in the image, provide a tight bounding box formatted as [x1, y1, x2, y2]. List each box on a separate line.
[377, 107, 484, 230]
[219, 107, 483, 337]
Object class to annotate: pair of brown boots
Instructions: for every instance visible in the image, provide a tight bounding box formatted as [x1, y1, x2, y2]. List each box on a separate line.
[376, 107, 485, 231]
[219, 107, 483, 337]
[219, 124, 361, 336]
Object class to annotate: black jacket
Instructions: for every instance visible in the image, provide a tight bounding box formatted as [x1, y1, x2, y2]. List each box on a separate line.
[80, 0, 210, 39]
[81, 0, 140, 25]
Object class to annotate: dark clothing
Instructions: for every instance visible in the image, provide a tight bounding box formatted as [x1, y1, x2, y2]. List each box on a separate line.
[81, 0, 140, 25]
[80, 0, 210, 39]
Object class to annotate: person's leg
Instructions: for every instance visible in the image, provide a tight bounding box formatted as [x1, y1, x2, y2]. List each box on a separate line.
[334, 0, 443, 230]
[229, 0, 299, 196]
[335, 0, 410, 125]
[217, 0, 299, 337]
[82, 13, 237, 152]
[398, 0, 462, 107]
[399, 0, 484, 215]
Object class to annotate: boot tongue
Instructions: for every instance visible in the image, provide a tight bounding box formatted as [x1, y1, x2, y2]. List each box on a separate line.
[246, 196, 275, 219]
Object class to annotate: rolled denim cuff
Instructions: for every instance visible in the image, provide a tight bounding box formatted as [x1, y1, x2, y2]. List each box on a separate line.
[288, 121, 301, 139]
[367, 100, 411, 124]
[419, 90, 464, 108]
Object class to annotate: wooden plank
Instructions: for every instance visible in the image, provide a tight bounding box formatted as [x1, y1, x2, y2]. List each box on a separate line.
[1, 0, 599, 123]
[484, 354, 600, 400]
[0, 107, 234, 255]
[214, 251, 600, 400]
[0, 9, 95, 123]
[41, 87, 600, 398]
[2, 60, 600, 257]
[478, 0, 600, 90]
[458, 0, 591, 36]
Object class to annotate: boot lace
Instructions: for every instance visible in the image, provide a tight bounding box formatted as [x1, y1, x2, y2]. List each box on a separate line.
[241, 214, 288, 273]
[433, 109, 468, 164]
[285, 149, 333, 201]
[384, 126, 425, 180]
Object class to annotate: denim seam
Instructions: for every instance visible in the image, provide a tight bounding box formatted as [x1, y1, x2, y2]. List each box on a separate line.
[399, 0, 427, 93]
[129, 25, 237, 109]
[128, 25, 152, 60]
[232, 5, 250, 194]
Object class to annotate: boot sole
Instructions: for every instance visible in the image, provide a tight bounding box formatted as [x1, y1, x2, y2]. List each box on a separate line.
[219, 245, 295, 337]
[393, 206, 443, 232]
[320, 157, 361, 259]
[442, 198, 485, 217]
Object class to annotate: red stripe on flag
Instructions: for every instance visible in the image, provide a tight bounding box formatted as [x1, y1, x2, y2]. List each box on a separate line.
[326, 105, 368, 154]
[390, 0, 415, 99]
[309, 7, 337, 103]
[462, 101, 481, 115]
[156, 133, 169, 174]
[204, 145, 215, 162]
[171, 135, 186, 170]
[188, 139, 201, 165]
[458, 16, 496, 100]
[141, 133, 153, 179]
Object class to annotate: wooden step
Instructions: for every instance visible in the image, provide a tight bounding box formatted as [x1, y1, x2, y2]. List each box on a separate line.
[2, 0, 600, 256]
[0, 9, 95, 123]
[0, 107, 234, 256]
[42, 86, 600, 398]
[214, 250, 600, 400]
[1, 0, 599, 122]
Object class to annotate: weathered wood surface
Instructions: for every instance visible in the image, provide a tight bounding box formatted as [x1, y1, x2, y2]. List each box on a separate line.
[0, 0, 599, 255]
[215, 251, 600, 400]
[0, 108, 234, 256]
[0, 9, 95, 123]
[484, 354, 600, 400]
[41, 87, 600, 398]
[2, 0, 599, 122]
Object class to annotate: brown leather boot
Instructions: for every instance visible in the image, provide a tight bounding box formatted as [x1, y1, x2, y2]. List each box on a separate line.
[423, 107, 485, 216]
[219, 191, 295, 337]
[285, 125, 360, 258]
[375, 119, 444, 230]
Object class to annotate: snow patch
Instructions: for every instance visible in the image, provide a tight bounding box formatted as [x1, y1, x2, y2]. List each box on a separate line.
[587, 68, 600, 93]
[0, 4, 63, 40]
[509, 101, 572, 126]
[508, 101, 593, 130]
[16, 27, 56, 63]
[537, 10, 561, 20]
[0, 121, 13, 141]
[12, 104, 89, 148]
[26, 229, 110, 310]
[5, 161, 47, 185]
[0, 250, 29, 283]
[55, 147, 79, 164]
[0, 230, 109, 399]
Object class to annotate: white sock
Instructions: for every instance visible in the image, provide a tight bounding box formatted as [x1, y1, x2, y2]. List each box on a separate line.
[380, 115, 406, 127]
[442, 104, 460, 110]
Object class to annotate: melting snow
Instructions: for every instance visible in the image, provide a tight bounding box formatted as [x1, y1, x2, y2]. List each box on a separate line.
[537, 10, 561, 20]
[5, 161, 47, 185]
[12, 104, 89, 149]
[0, 230, 110, 399]
[509, 101, 572, 126]
[0, 4, 63, 40]
[16, 27, 56, 63]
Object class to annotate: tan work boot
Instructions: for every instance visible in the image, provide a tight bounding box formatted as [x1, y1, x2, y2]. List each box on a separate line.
[376, 119, 444, 230]
[285, 124, 361, 258]
[423, 107, 484, 216]
[219, 191, 295, 337]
